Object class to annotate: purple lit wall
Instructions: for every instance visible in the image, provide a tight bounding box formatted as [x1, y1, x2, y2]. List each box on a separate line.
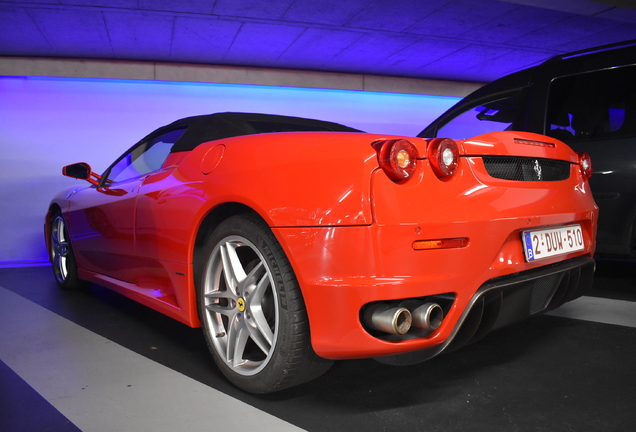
[0, 76, 460, 265]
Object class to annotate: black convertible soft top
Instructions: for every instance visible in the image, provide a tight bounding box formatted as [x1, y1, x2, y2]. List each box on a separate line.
[145, 112, 363, 153]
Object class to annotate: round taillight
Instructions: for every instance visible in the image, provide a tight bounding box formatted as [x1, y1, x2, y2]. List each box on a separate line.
[428, 138, 459, 178]
[578, 152, 592, 179]
[374, 139, 419, 181]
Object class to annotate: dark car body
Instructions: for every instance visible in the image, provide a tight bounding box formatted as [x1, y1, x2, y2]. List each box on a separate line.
[420, 40, 636, 256]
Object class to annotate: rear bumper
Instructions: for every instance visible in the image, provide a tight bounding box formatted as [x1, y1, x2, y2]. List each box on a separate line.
[376, 255, 595, 365]
[274, 221, 596, 360]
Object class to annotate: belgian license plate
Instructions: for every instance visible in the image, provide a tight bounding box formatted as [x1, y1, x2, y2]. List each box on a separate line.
[522, 225, 584, 261]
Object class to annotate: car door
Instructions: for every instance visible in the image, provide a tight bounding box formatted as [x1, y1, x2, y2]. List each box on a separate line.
[67, 127, 187, 282]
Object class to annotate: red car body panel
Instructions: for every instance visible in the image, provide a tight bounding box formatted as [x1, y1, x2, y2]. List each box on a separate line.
[47, 125, 597, 360]
[278, 166, 595, 358]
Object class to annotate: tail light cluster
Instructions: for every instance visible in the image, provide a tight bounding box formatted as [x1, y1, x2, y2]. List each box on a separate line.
[373, 137, 461, 182]
[577, 152, 593, 179]
[427, 138, 460, 179]
[373, 139, 418, 181]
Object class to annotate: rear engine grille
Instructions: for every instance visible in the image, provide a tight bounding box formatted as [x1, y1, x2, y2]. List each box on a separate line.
[482, 156, 570, 181]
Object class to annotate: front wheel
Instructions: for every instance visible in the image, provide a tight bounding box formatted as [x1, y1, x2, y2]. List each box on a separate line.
[197, 213, 332, 393]
[49, 211, 88, 290]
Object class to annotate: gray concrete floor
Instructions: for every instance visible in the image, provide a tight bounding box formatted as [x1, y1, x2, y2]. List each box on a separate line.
[1, 261, 635, 432]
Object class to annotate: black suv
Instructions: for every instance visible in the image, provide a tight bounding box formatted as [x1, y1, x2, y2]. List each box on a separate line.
[420, 40, 636, 257]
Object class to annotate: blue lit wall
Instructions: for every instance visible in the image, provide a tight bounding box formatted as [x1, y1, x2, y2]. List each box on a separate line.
[0, 76, 459, 265]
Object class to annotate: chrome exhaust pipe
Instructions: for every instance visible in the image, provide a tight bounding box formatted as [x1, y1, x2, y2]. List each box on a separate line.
[364, 304, 412, 335]
[411, 302, 443, 331]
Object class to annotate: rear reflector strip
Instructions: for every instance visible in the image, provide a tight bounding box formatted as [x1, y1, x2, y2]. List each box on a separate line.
[412, 238, 469, 250]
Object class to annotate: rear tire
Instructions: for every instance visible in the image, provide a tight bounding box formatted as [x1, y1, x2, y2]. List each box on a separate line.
[197, 213, 332, 393]
[49, 211, 89, 290]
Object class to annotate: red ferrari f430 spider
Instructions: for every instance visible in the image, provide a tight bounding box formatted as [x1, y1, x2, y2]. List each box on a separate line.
[46, 112, 597, 393]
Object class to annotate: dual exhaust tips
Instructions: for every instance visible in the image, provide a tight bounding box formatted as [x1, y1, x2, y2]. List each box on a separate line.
[364, 301, 444, 335]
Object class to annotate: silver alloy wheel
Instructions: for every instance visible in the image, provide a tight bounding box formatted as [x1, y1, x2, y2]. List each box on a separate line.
[201, 235, 279, 376]
[50, 215, 70, 284]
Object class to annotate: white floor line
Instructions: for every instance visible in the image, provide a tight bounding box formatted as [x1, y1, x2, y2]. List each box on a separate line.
[0, 286, 305, 432]
[547, 296, 636, 328]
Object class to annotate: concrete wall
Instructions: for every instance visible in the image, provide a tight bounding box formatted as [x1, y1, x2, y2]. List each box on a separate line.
[0, 57, 482, 97]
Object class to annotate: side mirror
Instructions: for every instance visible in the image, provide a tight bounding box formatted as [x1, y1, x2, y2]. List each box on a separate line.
[62, 162, 103, 186]
[63, 162, 91, 180]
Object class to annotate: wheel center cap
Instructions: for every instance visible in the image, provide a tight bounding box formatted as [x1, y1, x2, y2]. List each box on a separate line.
[237, 297, 246, 312]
